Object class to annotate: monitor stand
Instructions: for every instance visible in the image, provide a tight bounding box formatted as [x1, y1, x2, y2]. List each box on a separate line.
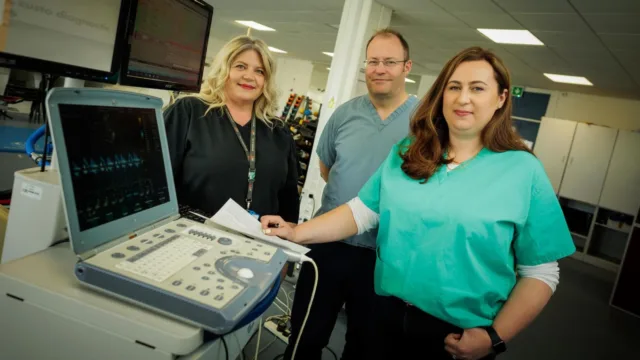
[63, 77, 85, 88]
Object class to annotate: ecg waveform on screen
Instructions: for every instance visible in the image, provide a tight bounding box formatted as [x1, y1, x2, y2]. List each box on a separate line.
[71, 153, 144, 177]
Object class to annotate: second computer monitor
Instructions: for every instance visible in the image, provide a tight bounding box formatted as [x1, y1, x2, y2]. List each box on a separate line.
[119, 0, 213, 92]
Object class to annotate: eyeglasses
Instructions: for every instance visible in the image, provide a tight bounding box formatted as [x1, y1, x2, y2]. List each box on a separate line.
[363, 59, 408, 68]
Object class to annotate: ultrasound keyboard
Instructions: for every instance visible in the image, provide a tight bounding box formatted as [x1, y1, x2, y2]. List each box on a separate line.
[75, 219, 288, 333]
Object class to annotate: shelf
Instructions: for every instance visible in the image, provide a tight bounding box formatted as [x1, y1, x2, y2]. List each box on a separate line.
[571, 252, 619, 273]
[560, 197, 594, 236]
[571, 232, 586, 252]
[571, 232, 587, 239]
[587, 225, 629, 265]
[594, 222, 631, 235]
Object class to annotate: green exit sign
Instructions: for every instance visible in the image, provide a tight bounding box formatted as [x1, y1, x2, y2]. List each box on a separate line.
[512, 86, 524, 98]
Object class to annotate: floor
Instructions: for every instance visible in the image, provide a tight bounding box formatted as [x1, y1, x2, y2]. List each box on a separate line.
[244, 257, 640, 360]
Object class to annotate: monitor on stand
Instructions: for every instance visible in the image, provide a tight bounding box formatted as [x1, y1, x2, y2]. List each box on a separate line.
[119, 0, 213, 92]
[0, 0, 130, 84]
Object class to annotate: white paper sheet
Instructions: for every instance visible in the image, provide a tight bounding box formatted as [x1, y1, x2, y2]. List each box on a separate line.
[209, 199, 310, 255]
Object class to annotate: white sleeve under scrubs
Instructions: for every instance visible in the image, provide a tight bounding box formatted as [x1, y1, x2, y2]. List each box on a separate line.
[357, 139, 576, 329]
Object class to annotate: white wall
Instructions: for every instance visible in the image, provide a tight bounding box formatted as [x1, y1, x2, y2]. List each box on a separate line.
[274, 57, 314, 112]
[545, 91, 640, 131]
[416, 74, 437, 98]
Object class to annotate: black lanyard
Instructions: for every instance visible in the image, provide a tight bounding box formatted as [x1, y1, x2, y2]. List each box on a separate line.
[224, 107, 257, 210]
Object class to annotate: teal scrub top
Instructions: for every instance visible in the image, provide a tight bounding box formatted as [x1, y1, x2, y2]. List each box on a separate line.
[358, 139, 576, 329]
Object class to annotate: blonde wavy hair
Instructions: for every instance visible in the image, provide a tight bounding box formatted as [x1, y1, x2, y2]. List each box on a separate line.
[198, 35, 281, 126]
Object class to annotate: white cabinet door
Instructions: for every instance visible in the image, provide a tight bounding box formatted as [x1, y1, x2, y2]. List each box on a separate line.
[559, 123, 618, 204]
[533, 117, 578, 193]
[599, 131, 640, 214]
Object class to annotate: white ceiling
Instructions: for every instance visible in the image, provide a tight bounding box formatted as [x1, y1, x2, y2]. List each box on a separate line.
[204, 0, 640, 99]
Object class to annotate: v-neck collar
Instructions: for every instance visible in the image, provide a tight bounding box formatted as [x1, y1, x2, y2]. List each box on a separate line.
[435, 147, 491, 183]
[365, 95, 416, 127]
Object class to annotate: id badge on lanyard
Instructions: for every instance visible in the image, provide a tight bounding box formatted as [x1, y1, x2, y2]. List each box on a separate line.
[225, 107, 257, 213]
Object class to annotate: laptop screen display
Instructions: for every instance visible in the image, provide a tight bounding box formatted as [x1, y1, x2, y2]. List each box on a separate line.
[58, 104, 170, 231]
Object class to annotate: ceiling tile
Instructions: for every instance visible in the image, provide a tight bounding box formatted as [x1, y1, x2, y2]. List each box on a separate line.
[582, 14, 640, 34]
[437, 27, 493, 42]
[532, 31, 606, 50]
[511, 13, 590, 32]
[612, 50, 640, 85]
[229, 11, 343, 25]
[391, 10, 467, 27]
[452, 12, 523, 29]
[570, 0, 640, 13]
[377, 0, 443, 13]
[432, 0, 505, 13]
[508, 47, 576, 74]
[492, 0, 574, 13]
[599, 33, 640, 52]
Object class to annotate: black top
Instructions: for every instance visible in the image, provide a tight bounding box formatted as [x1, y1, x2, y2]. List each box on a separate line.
[163, 97, 300, 222]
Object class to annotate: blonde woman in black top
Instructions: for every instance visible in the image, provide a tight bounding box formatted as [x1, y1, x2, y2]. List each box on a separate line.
[164, 35, 299, 223]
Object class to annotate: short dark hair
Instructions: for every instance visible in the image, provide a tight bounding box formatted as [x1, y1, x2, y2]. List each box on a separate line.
[365, 28, 410, 60]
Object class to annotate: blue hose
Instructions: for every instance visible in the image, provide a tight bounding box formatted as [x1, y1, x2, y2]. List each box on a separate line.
[25, 124, 52, 166]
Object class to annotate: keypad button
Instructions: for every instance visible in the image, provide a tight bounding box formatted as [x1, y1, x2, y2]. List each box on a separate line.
[231, 285, 239, 290]
[216, 285, 224, 290]
[220, 251, 228, 255]
[193, 266, 201, 271]
[257, 244, 263, 248]
[172, 280, 182, 286]
[252, 248, 258, 252]
[158, 235, 165, 239]
[200, 290, 210, 296]
[176, 223, 187, 228]
[218, 237, 232, 246]
[165, 229, 176, 234]
[186, 285, 196, 291]
[208, 271, 215, 275]
[111, 252, 125, 259]
[217, 279, 225, 283]
[201, 276, 210, 281]
[264, 252, 271, 256]
[247, 252, 254, 256]
[127, 246, 140, 251]
[245, 240, 251, 244]
[147, 241, 153, 245]
[214, 295, 224, 301]
[153, 234, 160, 238]
[141, 239, 149, 244]
[204, 263, 211, 267]
[231, 250, 239, 254]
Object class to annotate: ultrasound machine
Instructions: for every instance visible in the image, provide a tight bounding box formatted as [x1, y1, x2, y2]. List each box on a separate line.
[0, 88, 300, 360]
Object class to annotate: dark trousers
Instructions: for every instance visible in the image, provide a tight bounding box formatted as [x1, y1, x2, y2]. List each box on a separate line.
[370, 295, 497, 360]
[284, 242, 376, 360]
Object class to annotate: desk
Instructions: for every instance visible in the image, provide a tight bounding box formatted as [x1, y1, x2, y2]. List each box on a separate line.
[0, 244, 258, 359]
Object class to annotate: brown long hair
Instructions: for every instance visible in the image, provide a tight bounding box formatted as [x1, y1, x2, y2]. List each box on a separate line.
[400, 47, 532, 183]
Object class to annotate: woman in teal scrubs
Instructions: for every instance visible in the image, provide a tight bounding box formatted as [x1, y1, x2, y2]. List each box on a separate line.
[261, 47, 575, 360]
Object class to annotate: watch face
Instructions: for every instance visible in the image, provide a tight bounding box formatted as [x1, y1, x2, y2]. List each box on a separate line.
[495, 340, 507, 353]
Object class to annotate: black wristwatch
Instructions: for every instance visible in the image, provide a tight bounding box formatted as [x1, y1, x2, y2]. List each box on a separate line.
[481, 326, 507, 355]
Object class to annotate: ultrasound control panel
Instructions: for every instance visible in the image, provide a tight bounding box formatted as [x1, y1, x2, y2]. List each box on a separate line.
[83, 220, 282, 311]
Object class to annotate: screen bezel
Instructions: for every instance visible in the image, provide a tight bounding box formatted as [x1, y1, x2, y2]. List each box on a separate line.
[46, 88, 179, 256]
[0, 0, 132, 84]
[118, 0, 213, 92]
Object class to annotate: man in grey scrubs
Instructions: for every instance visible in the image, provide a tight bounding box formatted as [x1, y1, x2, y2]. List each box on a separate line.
[284, 29, 419, 360]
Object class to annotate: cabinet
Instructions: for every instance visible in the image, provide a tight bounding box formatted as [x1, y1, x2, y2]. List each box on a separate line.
[558, 123, 618, 205]
[533, 117, 578, 192]
[535, 118, 640, 273]
[599, 131, 640, 215]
